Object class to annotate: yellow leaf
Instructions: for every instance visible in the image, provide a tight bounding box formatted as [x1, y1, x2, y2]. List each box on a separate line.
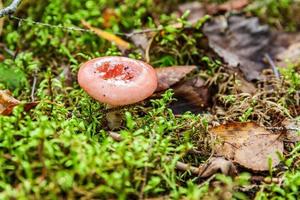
[81, 20, 130, 50]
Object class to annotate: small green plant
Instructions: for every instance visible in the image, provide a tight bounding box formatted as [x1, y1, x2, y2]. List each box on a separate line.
[239, 107, 254, 122]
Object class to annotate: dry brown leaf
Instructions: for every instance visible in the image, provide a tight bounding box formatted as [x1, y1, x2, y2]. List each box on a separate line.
[168, 78, 211, 114]
[155, 65, 197, 92]
[0, 90, 38, 115]
[81, 20, 130, 50]
[173, 76, 210, 108]
[156, 69, 211, 114]
[175, 157, 236, 177]
[0, 90, 20, 115]
[210, 122, 283, 171]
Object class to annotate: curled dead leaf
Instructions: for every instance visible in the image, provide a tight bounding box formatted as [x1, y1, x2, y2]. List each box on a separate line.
[210, 122, 283, 171]
[0, 90, 38, 115]
[198, 157, 237, 177]
[172, 76, 210, 109]
[155, 65, 211, 114]
[0, 90, 20, 115]
[175, 157, 236, 177]
[155, 65, 197, 92]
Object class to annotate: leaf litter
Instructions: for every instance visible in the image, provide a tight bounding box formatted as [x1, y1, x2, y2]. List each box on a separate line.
[0, 90, 38, 115]
[130, 10, 300, 179]
[0, 90, 20, 115]
[210, 122, 283, 171]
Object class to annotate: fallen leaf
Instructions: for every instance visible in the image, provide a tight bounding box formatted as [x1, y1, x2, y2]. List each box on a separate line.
[210, 122, 283, 171]
[198, 157, 237, 177]
[81, 20, 130, 50]
[155, 65, 197, 92]
[0, 90, 38, 115]
[175, 157, 237, 177]
[203, 16, 279, 81]
[172, 76, 210, 110]
[0, 90, 20, 115]
[155, 65, 211, 114]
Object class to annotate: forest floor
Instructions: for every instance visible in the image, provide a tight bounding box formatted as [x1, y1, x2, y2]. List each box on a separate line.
[0, 0, 300, 199]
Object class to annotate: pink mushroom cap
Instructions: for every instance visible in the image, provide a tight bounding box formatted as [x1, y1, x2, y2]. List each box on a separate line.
[78, 56, 158, 106]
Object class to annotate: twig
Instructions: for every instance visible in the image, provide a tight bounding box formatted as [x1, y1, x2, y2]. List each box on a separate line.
[145, 33, 156, 63]
[175, 161, 200, 175]
[9, 15, 192, 38]
[30, 74, 37, 102]
[0, 0, 22, 18]
[265, 53, 280, 79]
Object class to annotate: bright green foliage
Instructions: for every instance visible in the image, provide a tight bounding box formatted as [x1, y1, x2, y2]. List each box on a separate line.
[0, 90, 209, 199]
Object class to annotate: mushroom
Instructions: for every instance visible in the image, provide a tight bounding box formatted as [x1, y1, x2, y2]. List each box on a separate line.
[78, 56, 157, 128]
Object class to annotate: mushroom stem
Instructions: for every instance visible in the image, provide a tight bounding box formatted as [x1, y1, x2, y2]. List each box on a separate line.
[106, 104, 122, 130]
